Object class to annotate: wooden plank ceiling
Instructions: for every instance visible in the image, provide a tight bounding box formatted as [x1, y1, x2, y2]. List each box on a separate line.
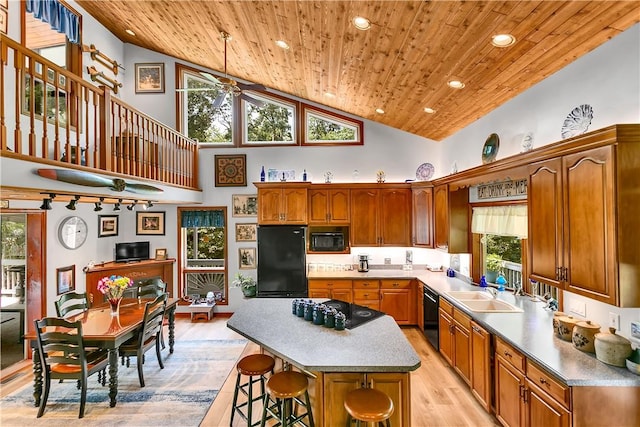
[76, 1, 639, 140]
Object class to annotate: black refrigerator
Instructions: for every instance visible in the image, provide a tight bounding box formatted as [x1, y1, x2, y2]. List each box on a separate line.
[257, 225, 307, 297]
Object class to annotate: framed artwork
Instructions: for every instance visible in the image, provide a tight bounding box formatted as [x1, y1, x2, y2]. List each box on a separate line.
[232, 194, 258, 217]
[135, 63, 165, 93]
[98, 215, 119, 237]
[239, 248, 257, 269]
[235, 223, 257, 242]
[215, 154, 247, 187]
[155, 248, 167, 260]
[56, 265, 75, 295]
[136, 211, 166, 235]
[0, 8, 7, 35]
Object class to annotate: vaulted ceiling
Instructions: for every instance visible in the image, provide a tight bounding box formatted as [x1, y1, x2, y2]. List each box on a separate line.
[77, 1, 638, 141]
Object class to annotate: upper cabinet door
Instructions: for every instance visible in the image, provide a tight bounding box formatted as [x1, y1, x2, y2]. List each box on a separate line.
[412, 186, 433, 248]
[350, 189, 379, 246]
[433, 185, 450, 250]
[379, 188, 411, 246]
[308, 188, 350, 224]
[257, 188, 283, 224]
[528, 158, 563, 288]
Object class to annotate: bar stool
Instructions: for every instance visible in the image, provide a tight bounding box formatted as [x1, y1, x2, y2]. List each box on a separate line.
[344, 387, 394, 427]
[231, 354, 275, 426]
[260, 370, 315, 427]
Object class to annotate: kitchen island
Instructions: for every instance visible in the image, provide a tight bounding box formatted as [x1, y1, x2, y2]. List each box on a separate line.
[227, 298, 420, 427]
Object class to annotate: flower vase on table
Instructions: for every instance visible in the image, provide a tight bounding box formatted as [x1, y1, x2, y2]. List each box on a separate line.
[98, 275, 134, 316]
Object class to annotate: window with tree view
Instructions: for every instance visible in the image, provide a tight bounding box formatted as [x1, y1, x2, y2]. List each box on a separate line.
[182, 72, 233, 144]
[303, 105, 362, 145]
[243, 94, 295, 145]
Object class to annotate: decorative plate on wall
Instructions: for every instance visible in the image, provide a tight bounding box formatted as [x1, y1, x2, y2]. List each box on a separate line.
[416, 162, 435, 180]
[482, 133, 500, 164]
[561, 104, 593, 139]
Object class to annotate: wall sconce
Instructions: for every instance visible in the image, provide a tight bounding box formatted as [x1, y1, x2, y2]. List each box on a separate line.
[40, 193, 56, 210]
[94, 197, 104, 212]
[114, 198, 122, 211]
[66, 195, 80, 210]
[127, 200, 138, 211]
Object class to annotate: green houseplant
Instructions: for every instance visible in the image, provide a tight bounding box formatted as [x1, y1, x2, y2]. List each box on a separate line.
[232, 273, 256, 297]
[485, 254, 503, 283]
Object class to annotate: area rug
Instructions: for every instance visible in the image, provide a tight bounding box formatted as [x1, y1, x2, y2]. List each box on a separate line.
[0, 338, 248, 426]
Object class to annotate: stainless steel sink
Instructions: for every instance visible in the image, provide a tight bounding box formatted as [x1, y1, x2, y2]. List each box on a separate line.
[445, 290, 523, 313]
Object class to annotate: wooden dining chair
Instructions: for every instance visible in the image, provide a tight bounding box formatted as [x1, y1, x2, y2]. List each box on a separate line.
[136, 278, 168, 349]
[119, 293, 167, 387]
[55, 291, 91, 318]
[34, 317, 109, 418]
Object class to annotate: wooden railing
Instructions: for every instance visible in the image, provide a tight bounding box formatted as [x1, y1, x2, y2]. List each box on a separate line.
[0, 35, 199, 190]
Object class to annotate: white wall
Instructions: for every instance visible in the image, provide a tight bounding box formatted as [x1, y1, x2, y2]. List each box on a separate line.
[439, 24, 640, 341]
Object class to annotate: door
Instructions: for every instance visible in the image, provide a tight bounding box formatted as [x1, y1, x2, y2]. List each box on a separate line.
[433, 185, 449, 250]
[495, 355, 525, 427]
[412, 186, 433, 247]
[379, 189, 411, 246]
[350, 189, 378, 246]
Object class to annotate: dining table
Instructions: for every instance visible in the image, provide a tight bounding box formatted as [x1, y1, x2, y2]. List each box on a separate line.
[26, 297, 178, 408]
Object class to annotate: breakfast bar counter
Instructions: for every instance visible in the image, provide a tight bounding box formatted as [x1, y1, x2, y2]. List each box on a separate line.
[227, 298, 420, 426]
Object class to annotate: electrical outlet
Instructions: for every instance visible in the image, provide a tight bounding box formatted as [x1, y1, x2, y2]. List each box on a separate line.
[609, 312, 620, 330]
[384, 258, 391, 265]
[569, 302, 586, 317]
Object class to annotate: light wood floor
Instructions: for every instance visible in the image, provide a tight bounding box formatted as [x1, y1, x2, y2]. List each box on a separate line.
[1, 318, 500, 427]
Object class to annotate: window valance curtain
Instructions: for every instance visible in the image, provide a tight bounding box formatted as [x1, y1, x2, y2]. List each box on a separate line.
[471, 205, 528, 238]
[181, 210, 225, 228]
[25, 0, 80, 44]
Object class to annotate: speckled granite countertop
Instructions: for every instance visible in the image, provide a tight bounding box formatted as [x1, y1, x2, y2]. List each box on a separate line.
[227, 298, 421, 373]
[309, 269, 640, 387]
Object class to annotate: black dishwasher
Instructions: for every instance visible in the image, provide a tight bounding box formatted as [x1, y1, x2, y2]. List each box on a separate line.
[423, 284, 439, 350]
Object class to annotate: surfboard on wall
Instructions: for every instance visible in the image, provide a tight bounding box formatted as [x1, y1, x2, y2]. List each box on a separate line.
[35, 169, 164, 195]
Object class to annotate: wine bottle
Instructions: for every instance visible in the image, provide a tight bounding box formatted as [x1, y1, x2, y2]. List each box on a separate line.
[260, 166, 265, 182]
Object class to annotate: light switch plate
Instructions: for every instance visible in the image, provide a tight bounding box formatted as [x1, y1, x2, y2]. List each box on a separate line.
[569, 301, 586, 317]
[609, 312, 620, 330]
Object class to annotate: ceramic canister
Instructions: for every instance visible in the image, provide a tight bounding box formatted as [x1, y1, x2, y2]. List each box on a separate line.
[572, 320, 601, 353]
[557, 315, 579, 341]
[553, 311, 567, 338]
[594, 327, 633, 367]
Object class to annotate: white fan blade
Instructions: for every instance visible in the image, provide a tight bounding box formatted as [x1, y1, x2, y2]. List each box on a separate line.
[200, 72, 222, 84]
[212, 93, 227, 108]
[240, 93, 265, 108]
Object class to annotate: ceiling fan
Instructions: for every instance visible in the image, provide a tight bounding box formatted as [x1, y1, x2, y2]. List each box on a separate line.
[178, 31, 266, 108]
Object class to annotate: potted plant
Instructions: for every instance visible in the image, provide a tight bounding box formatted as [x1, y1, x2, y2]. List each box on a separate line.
[485, 254, 503, 283]
[232, 273, 257, 297]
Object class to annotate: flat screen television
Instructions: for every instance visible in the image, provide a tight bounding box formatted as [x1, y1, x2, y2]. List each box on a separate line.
[115, 241, 150, 263]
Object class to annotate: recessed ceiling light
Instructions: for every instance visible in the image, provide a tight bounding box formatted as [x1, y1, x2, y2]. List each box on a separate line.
[424, 107, 436, 114]
[491, 33, 516, 47]
[125, 29, 136, 37]
[447, 80, 465, 89]
[353, 16, 371, 31]
[275, 40, 290, 50]
[324, 92, 336, 98]
[375, 108, 385, 114]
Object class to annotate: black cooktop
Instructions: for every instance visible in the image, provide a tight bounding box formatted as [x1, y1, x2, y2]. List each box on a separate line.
[323, 299, 386, 329]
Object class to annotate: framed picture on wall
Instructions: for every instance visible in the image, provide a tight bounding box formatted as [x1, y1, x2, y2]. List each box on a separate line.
[57, 265, 75, 295]
[0, 8, 7, 35]
[239, 248, 256, 269]
[98, 215, 119, 237]
[136, 211, 166, 235]
[235, 223, 257, 242]
[232, 194, 257, 217]
[135, 63, 165, 93]
[215, 154, 247, 187]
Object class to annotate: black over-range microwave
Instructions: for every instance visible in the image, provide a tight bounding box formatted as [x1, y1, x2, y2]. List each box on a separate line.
[309, 232, 345, 252]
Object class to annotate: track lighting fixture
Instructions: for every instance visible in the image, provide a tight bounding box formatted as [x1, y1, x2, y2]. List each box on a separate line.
[40, 193, 56, 210]
[66, 195, 80, 210]
[94, 197, 104, 212]
[146, 201, 154, 209]
[114, 198, 122, 211]
[127, 200, 138, 211]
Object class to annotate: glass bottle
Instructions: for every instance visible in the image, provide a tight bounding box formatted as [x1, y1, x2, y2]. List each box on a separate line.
[303, 169, 307, 181]
[260, 166, 265, 182]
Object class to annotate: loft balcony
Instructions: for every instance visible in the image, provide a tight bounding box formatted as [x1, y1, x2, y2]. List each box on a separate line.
[0, 35, 200, 202]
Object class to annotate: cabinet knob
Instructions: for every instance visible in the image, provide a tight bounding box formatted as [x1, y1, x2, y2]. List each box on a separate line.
[539, 377, 549, 387]
[504, 350, 512, 358]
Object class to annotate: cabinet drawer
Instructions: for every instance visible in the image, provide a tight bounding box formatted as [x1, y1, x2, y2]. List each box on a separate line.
[440, 297, 454, 316]
[495, 337, 525, 373]
[308, 279, 352, 289]
[453, 308, 471, 329]
[380, 279, 412, 289]
[354, 299, 380, 310]
[527, 361, 571, 408]
[352, 279, 380, 289]
[353, 289, 380, 300]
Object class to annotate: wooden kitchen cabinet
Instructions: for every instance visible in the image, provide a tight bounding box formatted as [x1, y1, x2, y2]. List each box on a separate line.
[412, 184, 433, 247]
[438, 299, 454, 366]
[470, 320, 492, 412]
[438, 297, 471, 384]
[352, 279, 380, 310]
[379, 279, 415, 325]
[528, 135, 640, 306]
[433, 184, 469, 253]
[307, 279, 353, 302]
[308, 187, 350, 224]
[495, 338, 526, 427]
[321, 372, 410, 427]
[256, 183, 308, 224]
[350, 186, 411, 246]
[525, 362, 571, 427]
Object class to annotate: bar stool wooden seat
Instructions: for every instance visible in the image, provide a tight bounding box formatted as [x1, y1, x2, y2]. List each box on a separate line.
[260, 370, 315, 427]
[231, 354, 275, 426]
[344, 387, 394, 427]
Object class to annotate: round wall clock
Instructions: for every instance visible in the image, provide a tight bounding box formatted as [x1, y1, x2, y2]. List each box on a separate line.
[58, 216, 88, 249]
[482, 133, 500, 164]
